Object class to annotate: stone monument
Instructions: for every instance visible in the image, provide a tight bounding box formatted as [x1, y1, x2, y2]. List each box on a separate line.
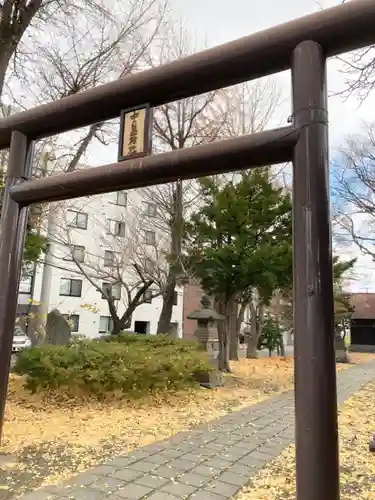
[45, 309, 72, 345]
[187, 295, 225, 388]
[335, 327, 349, 363]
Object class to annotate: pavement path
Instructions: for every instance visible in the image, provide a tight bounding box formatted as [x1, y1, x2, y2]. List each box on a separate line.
[19, 361, 375, 500]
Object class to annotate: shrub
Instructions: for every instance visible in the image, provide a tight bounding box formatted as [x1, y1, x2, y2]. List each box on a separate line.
[102, 333, 202, 353]
[257, 318, 283, 355]
[14, 337, 212, 397]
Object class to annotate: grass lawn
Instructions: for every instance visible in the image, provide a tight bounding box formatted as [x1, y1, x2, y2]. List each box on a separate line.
[235, 376, 375, 500]
[0, 352, 374, 498]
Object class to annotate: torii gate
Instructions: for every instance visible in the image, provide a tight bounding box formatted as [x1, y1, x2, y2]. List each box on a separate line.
[1, 1, 375, 499]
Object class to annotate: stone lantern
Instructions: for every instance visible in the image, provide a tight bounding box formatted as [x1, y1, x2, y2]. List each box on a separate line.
[187, 295, 225, 388]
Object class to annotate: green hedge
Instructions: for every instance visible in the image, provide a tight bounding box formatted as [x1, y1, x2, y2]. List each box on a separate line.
[14, 335, 212, 397]
[101, 333, 201, 351]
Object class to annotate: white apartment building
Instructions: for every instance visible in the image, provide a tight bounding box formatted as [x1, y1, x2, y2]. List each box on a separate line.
[18, 188, 184, 339]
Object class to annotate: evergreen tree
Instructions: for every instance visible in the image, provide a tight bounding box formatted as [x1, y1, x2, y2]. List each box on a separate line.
[257, 317, 283, 356]
[187, 170, 292, 371]
[23, 230, 49, 268]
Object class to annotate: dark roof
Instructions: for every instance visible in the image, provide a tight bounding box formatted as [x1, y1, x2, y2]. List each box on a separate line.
[351, 293, 375, 319]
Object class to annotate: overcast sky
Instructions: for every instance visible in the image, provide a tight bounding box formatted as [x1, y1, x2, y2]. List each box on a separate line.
[172, 0, 374, 149]
[170, 0, 375, 292]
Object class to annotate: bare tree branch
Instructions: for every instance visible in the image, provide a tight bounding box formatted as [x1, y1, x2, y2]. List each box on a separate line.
[333, 121, 375, 261]
[45, 195, 167, 334]
[3, 0, 168, 176]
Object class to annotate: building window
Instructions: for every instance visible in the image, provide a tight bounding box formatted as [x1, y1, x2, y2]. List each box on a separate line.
[107, 220, 126, 237]
[73, 245, 85, 262]
[19, 274, 33, 294]
[144, 202, 157, 217]
[102, 282, 121, 300]
[62, 314, 80, 332]
[114, 191, 127, 206]
[65, 245, 85, 262]
[143, 290, 152, 303]
[99, 316, 114, 333]
[145, 230, 156, 246]
[67, 210, 88, 230]
[59, 278, 82, 297]
[134, 320, 149, 334]
[104, 250, 115, 267]
[173, 290, 178, 306]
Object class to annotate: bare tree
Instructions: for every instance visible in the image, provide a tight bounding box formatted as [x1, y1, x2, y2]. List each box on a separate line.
[7, 0, 167, 175]
[333, 121, 375, 259]
[4, 0, 168, 320]
[333, 0, 375, 103]
[139, 22, 227, 334]
[44, 194, 167, 335]
[0, 0, 122, 100]
[336, 46, 375, 102]
[222, 78, 283, 137]
[0, 1, 169, 340]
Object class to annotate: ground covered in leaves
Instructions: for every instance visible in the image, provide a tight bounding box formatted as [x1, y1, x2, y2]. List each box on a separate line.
[0, 353, 373, 499]
[236, 375, 375, 500]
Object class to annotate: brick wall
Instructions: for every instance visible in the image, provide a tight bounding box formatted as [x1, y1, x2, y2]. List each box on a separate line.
[182, 280, 204, 340]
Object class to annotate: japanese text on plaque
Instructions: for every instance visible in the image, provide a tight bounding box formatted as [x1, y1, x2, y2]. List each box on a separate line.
[121, 108, 147, 158]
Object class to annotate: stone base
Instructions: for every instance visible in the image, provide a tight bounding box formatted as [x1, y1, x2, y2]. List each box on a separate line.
[336, 349, 349, 363]
[195, 369, 223, 389]
[195, 355, 224, 389]
[335, 337, 349, 363]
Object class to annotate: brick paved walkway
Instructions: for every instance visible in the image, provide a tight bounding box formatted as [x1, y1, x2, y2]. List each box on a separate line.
[19, 361, 375, 500]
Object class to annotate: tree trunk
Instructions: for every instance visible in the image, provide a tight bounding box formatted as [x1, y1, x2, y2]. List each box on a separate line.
[0, 45, 14, 99]
[246, 300, 259, 358]
[232, 301, 247, 357]
[157, 277, 177, 334]
[246, 299, 265, 358]
[279, 332, 286, 357]
[157, 181, 183, 334]
[274, 289, 285, 357]
[109, 282, 153, 335]
[111, 315, 132, 335]
[111, 321, 122, 336]
[216, 299, 230, 372]
[228, 297, 239, 360]
[0, 1, 43, 99]
[66, 123, 103, 172]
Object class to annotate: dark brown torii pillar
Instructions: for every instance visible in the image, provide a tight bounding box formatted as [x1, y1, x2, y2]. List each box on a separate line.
[0, 132, 33, 429]
[292, 41, 339, 500]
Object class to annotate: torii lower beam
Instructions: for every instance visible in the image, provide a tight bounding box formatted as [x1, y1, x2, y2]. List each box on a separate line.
[10, 127, 297, 205]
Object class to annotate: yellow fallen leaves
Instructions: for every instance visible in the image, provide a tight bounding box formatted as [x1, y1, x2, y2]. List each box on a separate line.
[0, 357, 294, 490]
[3, 357, 295, 455]
[235, 379, 375, 500]
[2, 353, 374, 491]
